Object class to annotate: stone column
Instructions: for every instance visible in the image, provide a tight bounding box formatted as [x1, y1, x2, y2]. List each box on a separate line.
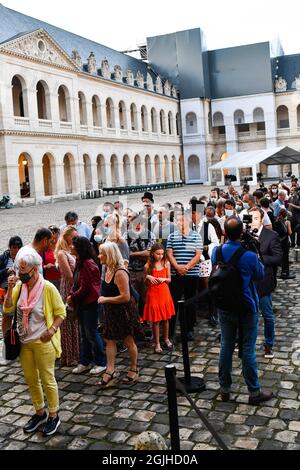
[26, 87, 39, 131]
[54, 163, 66, 195]
[105, 163, 112, 187]
[50, 92, 60, 131]
[31, 163, 45, 198]
[91, 162, 99, 190]
[118, 161, 125, 187]
[6, 162, 21, 201]
[129, 162, 137, 186]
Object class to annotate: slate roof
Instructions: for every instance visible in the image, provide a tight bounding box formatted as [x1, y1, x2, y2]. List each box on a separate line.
[0, 3, 157, 81]
[272, 54, 300, 91]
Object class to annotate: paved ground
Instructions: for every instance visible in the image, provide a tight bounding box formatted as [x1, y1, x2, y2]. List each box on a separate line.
[0, 257, 300, 451]
[0, 185, 300, 451]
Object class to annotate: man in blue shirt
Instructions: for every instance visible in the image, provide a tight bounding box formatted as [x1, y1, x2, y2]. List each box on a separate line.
[60, 212, 92, 239]
[273, 191, 287, 218]
[211, 216, 273, 406]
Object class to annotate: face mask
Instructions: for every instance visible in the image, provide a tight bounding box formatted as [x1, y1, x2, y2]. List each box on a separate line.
[225, 210, 234, 217]
[103, 227, 113, 236]
[243, 203, 249, 210]
[236, 205, 243, 212]
[92, 223, 98, 229]
[210, 198, 217, 204]
[272, 189, 278, 194]
[103, 212, 109, 219]
[94, 235, 102, 244]
[19, 269, 33, 284]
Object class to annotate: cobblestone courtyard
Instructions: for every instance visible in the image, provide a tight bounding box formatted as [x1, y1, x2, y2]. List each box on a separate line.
[0, 186, 300, 451]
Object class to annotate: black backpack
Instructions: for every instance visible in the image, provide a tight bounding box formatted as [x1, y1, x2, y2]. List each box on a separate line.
[209, 246, 249, 313]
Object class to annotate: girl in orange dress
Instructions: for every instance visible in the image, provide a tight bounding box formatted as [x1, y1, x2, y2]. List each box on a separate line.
[143, 244, 175, 354]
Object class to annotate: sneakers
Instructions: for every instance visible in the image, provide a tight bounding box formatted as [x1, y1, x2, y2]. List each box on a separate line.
[43, 415, 61, 436]
[264, 346, 274, 359]
[249, 391, 274, 406]
[89, 365, 106, 375]
[72, 364, 92, 374]
[23, 412, 48, 433]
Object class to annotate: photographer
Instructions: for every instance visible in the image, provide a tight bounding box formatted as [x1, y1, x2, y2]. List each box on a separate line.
[211, 217, 273, 405]
[248, 208, 283, 359]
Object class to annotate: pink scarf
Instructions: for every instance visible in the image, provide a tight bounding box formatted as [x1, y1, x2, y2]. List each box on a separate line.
[19, 274, 45, 332]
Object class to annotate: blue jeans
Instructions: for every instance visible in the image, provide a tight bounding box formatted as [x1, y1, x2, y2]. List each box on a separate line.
[219, 310, 260, 396]
[259, 295, 275, 347]
[78, 303, 106, 367]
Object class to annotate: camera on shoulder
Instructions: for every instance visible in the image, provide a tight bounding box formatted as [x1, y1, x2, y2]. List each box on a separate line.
[241, 214, 261, 255]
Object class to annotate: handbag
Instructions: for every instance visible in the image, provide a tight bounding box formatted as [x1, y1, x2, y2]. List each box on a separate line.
[4, 286, 22, 361]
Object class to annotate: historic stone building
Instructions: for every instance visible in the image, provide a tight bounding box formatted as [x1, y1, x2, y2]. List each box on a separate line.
[0, 5, 183, 204]
[1, 4, 300, 204]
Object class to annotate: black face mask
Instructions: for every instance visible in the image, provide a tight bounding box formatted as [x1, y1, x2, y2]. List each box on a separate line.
[19, 269, 34, 284]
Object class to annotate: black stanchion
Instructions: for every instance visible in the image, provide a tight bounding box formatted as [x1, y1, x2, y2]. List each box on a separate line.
[177, 300, 206, 394]
[165, 365, 181, 451]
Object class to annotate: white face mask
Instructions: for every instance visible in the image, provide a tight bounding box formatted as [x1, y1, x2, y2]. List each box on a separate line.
[243, 203, 249, 210]
[225, 209, 234, 217]
[272, 189, 278, 194]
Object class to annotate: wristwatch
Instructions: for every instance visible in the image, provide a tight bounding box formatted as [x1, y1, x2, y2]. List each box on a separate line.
[51, 325, 58, 333]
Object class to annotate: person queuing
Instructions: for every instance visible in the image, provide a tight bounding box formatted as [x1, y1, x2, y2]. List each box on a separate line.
[42, 226, 61, 291]
[0, 236, 23, 339]
[211, 217, 273, 406]
[3, 251, 66, 436]
[167, 210, 202, 341]
[249, 207, 283, 359]
[14, 228, 53, 275]
[60, 212, 92, 239]
[143, 244, 175, 354]
[153, 206, 176, 249]
[55, 226, 79, 367]
[274, 208, 295, 280]
[98, 242, 142, 387]
[67, 237, 106, 376]
[288, 187, 300, 248]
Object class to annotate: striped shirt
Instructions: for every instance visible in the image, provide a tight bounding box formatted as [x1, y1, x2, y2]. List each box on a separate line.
[167, 230, 203, 277]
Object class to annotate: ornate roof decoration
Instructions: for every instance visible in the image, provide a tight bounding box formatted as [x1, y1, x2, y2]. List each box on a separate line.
[136, 71, 144, 89]
[275, 76, 287, 93]
[155, 76, 163, 94]
[87, 52, 97, 74]
[114, 65, 123, 82]
[127, 69, 134, 86]
[147, 73, 154, 92]
[101, 59, 110, 79]
[0, 28, 79, 71]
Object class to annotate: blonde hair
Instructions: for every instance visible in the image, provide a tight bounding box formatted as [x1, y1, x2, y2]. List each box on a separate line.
[100, 241, 124, 271]
[55, 226, 77, 257]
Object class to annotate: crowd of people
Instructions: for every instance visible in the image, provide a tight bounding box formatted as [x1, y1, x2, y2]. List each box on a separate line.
[0, 178, 299, 436]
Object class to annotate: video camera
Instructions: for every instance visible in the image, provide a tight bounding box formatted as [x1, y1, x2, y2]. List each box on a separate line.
[241, 214, 262, 258]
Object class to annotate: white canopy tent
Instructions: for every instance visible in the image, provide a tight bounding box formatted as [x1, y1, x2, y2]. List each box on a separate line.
[208, 146, 300, 186]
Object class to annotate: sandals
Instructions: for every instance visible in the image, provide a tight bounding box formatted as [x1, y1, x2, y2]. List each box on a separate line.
[97, 370, 119, 388]
[122, 369, 139, 385]
[154, 345, 163, 354]
[164, 340, 173, 351]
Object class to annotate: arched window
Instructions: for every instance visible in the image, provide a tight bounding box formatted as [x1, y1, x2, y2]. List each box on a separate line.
[110, 155, 119, 186]
[188, 155, 201, 181]
[135, 155, 142, 184]
[106, 98, 115, 128]
[234, 109, 245, 125]
[160, 110, 166, 134]
[123, 155, 131, 185]
[58, 85, 70, 122]
[213, 112, 224, 127]
[141, 106, 148, 132]
[97, 155, 106, 188]
[186, 112, 198, 134]
[154, 155, 161, 182]
[119, 101, 127, 129]
[42, 153, 57, 196]
[253, 107, 264, 123]
[78, 92, 87, 125]
[151, 108, 158, 133]
[36, 81, 50, 120]
[12, 76, 27, 117]
[83, 154, 92, 190]
[176, 113, 181, 136]
[130, 103, 138, 131]
[63, 153, 76, 194]
[92, 95, 101, 127]
[277, 105, 290, 129]
[18, 153, 33, 198]
[168, 112, 174, 135]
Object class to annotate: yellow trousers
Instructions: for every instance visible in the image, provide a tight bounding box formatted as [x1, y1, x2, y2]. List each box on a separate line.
[20, 340, 59, 414]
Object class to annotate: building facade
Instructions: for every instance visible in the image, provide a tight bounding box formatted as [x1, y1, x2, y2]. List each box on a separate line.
[0, 6, 183, 205]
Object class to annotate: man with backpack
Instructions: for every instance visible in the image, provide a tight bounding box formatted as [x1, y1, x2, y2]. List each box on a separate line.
[210, 216, 273, 405]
